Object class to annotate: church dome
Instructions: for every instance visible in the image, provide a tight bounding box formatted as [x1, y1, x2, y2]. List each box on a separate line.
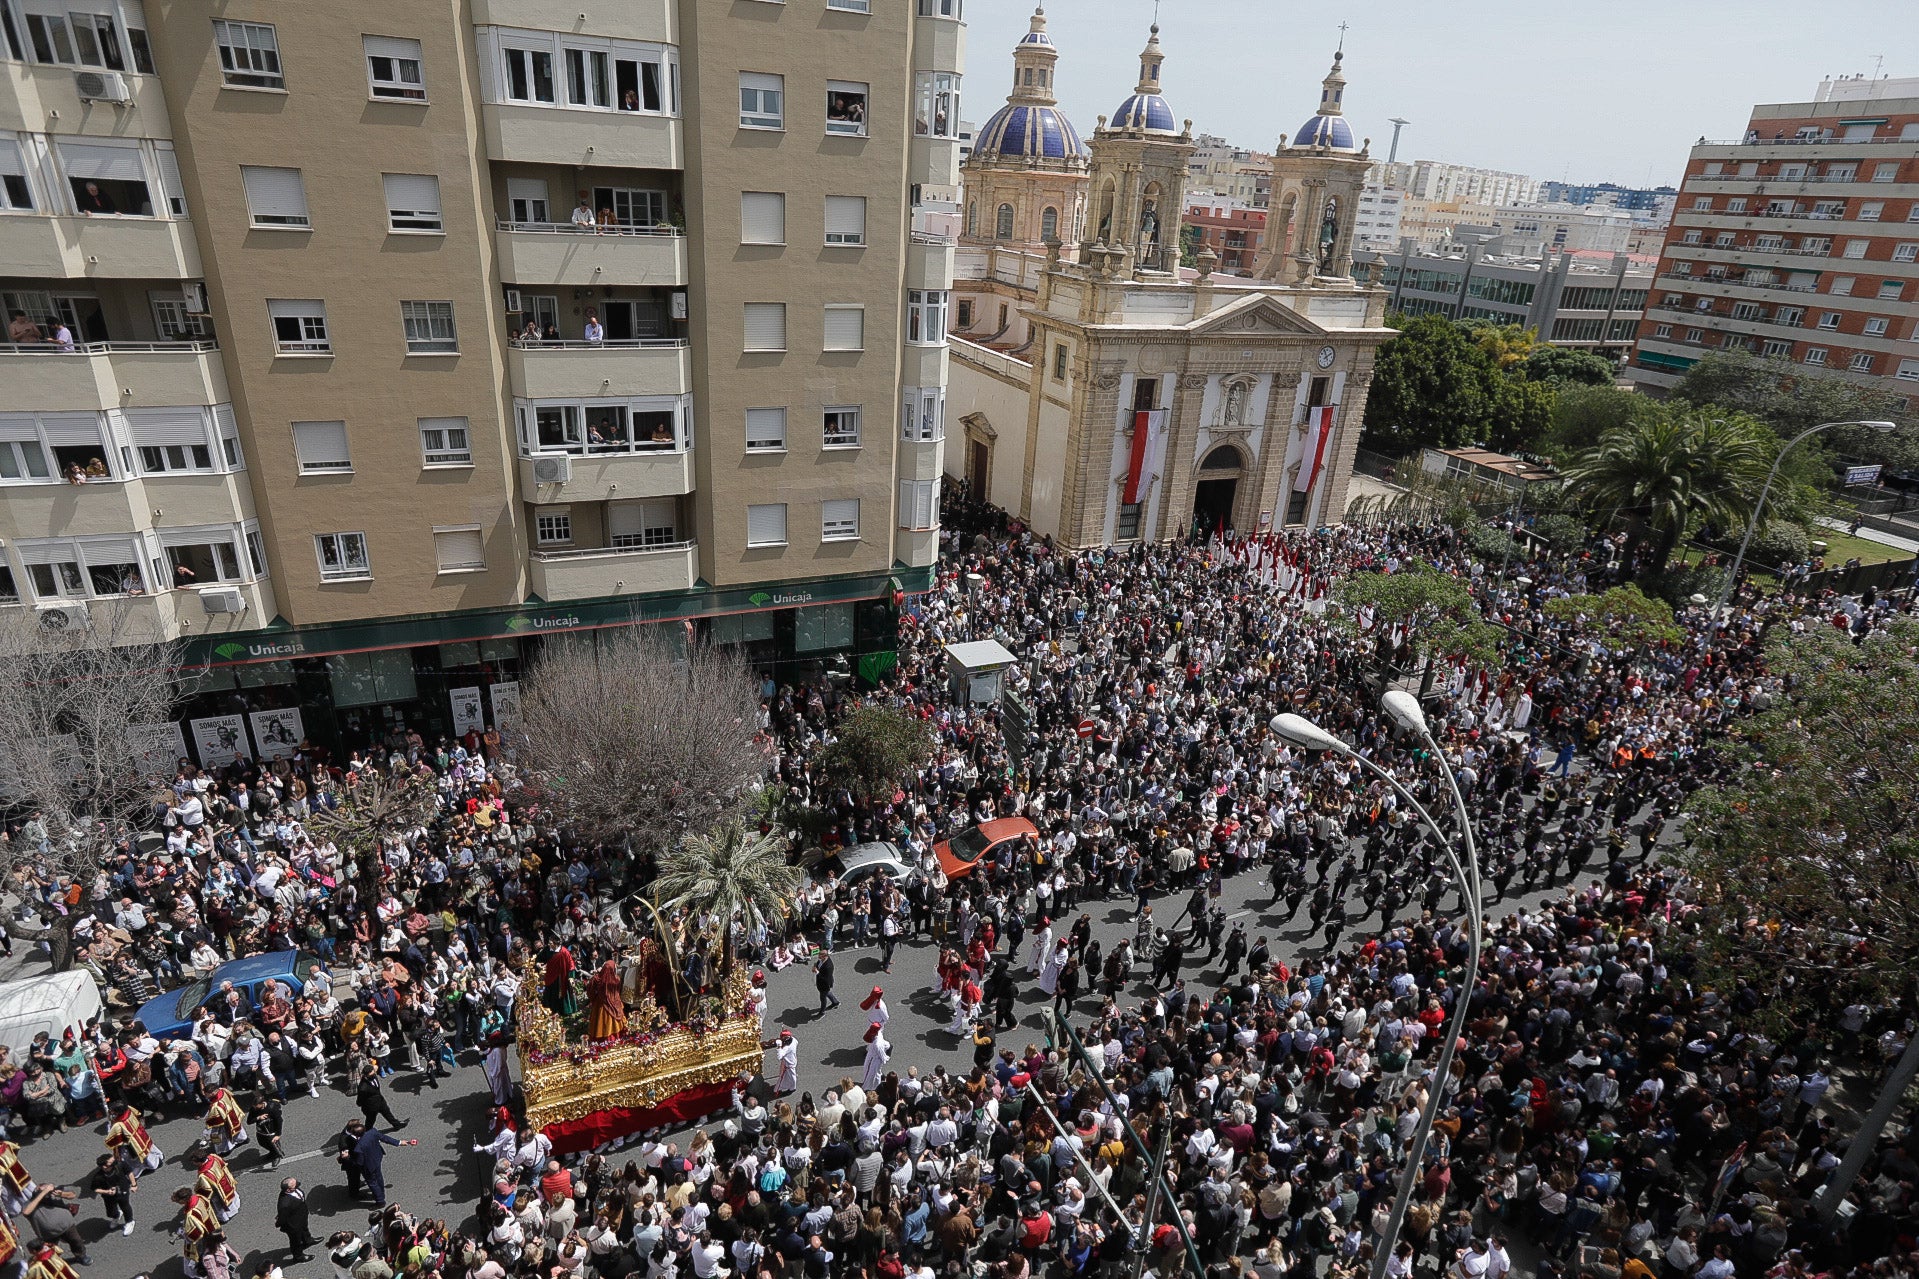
[1293, 114, 1356, 150]
[1111, 93, 1176, 133]
[976, 102, 1087, 160]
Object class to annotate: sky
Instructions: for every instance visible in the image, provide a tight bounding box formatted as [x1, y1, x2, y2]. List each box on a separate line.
[961, 0, 1915, 189]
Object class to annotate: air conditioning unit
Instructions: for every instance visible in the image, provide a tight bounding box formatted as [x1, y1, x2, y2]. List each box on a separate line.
[531, 455, 572, 484]
[200, 587, 247, 615]
[504, 289, 523, 313]
[74, 70, 131, 104]
[34, 602, 90, 633]
[183, 282, 210, 315]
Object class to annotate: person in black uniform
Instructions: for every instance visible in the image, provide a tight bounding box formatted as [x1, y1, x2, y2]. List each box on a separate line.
[275, 1176, 318, 1259]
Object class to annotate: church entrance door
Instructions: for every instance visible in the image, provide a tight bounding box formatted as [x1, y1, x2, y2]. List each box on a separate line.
[1192, 478, 1237, 537]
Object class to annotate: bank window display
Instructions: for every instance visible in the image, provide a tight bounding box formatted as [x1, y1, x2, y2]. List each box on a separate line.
[794, 603, 855, 652]
[327, 649, 419, 709]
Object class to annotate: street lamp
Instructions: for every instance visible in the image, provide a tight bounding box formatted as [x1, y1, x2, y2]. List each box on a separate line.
[1270, 706, 1482, 1279]
[1720, 419, 1899, 608]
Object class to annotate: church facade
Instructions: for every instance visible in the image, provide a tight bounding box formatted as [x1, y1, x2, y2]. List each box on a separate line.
[946, 16, 1395, 547]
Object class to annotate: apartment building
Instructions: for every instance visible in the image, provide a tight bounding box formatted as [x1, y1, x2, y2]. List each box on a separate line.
[1, 0, 957, 758]
[1182, 199, 1264, 275]
[1630, 80, 1919, 402]
[1359, 242, 1651, 357]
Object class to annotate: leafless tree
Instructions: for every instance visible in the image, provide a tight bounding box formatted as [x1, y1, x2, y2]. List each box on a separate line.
[305, 763, 443, 908]
[0, 605, 185, 970]
[509, 630, 766, 855]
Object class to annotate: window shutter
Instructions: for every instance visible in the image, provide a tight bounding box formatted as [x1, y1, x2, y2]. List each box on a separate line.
[60, 141, 146, 183]
[0, 138, 28, 178]
[0, 414, 40, 443]
[899, 479, 937, 530]
[434, 528, 486, 571]
[824, 196, 865, 242]
[37, 413, 106, 447]
[383, 173, 442, 226]
[743, 303, 786, 351]
[155, 145, 186, 216]
[74, 535, 139, 566]
[746, 503, 787, 545]
[363, 35, 419, 62]
[745, 407, 786, 449]
[124, 407, 208, 447]
[822, 306, 863, 350]
[16, 541, 76, 566]
[292, 420, 351, 470]
[607, 502, 645, 545]
[823, 499, 859, 527]
[741, 192, 784, 244]
[241, 166, 309, 224]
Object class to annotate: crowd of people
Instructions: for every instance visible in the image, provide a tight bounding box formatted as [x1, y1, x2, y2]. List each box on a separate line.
[0, 493, 1914, 1279]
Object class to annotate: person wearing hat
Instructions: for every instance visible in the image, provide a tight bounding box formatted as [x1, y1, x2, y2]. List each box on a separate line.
[862, 1022, 891, 1091]
[860, 987, 889, 1028]
[763, 1029, 799, 1095]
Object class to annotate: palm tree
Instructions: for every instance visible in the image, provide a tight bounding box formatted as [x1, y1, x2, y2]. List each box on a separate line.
[655, 820, 799, 978]
[1563, 412, 1775, 572]
[1470, 322, 1538, 371]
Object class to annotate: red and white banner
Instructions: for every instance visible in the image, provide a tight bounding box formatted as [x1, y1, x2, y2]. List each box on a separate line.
[1293, 405, 1338, 494]
[1121, 410, 1168, 506]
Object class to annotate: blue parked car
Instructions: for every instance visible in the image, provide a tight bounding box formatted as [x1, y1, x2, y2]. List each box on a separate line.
[133, 949, 329, 1040]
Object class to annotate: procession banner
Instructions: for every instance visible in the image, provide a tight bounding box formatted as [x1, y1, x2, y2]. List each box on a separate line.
[129, 722, 190, 777]
[248, 708, 304, 760]
[190, 715, 250, 767]
[450, 686, 486, 735]
[490, 680, 521, 727]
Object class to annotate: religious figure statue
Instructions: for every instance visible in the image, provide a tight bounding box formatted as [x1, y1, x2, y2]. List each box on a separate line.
[586, 960, 629, 1041]
[541, 944, 578, 1018]
[1222, 381, 1248, 428]
[1139, 201, 1160, 248]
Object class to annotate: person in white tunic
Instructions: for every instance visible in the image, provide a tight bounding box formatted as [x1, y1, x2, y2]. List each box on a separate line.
[1038, 938, 1070, 996]
[766, 1028, 799, 1095]
[1029, 920, 1053, 976]
[862, 1024, 891, 1091]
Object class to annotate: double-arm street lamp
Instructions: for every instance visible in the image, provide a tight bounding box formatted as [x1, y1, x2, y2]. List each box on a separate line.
[1271, 690, 1481, 1279]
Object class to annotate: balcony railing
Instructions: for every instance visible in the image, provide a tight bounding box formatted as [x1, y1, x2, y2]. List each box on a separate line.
[1699, 135, 1909, 146]
[508, 337, 687, 350]
[0, 339, 218, 355]
[910, 230, 955, 246]
[496, 219, 683, 237]
[531, 538, 696, 561]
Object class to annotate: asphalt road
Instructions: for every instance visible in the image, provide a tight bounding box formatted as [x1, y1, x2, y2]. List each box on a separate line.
[13, 849, 1624, 1279]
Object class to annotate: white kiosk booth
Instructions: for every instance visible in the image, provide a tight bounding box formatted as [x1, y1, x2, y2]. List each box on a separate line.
[943, 639, 1018, 706]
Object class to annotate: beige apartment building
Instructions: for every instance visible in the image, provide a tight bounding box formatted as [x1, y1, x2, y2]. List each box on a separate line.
[0, 0, 957, 757]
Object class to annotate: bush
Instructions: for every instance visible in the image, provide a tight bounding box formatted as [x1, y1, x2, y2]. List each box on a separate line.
[1530, 513, 1589, 553]
[1467, 520, 1527, 564]
[1641, 562, 1730, 608]
[1747, 520, 1810, 569]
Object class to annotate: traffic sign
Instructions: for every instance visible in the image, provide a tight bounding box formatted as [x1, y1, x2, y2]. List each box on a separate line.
[1077, 718, 1096, 738]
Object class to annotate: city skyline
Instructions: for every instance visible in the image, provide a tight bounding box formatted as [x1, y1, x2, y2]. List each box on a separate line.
[965, 0, 1906, 192]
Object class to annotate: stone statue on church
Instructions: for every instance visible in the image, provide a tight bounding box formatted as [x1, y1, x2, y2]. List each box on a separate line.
[1222, 381, 1248, 428]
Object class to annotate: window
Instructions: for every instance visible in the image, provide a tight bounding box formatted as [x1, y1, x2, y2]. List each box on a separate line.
[1818, 312, 1842, 330]
[565, 46, 612, 108]
[609, 499, 679, 548]
[433, 527, 485, 573]
[1041, 206, 1059, 241]
[746, 503, 787, 547]
[1776, 307, 1805, 326]
[1052, 343, 1068, 380]
[365, 35, 425, 99]
[1830, 277, 1855, 296]
[741, 191, 785, 244]
[291, 420, 352, 473]
[1880, 281, 1905, 300]
[1804, 348, 1827, 366]
[1762, 340, 1793, 357]
[401, 300, 457, 354]
[1116, 504, 1142, 540]
[588, 185, 666, 230]
[151, 295, 213, 341]
[1653, 323, 1672, 338]
[995, 203, 1014, 239]
[514, 397, 689, 456]
[1873, 163, 1900, 183]
[507, 178, 549, 224]
[828, 0, 870, 10]
[821, 498, 859, 541]
[267, 299, 330, 354]
[1692, 196, 1712, 211]
[241, 166, 310, 228]
[1731, 302, 1764, 320]
[60, 141, 150, 215]
[1860, 202, 1884, 222]
[822, 407, 861, 448]
[743, 302, 786, 352]
[1895, 243, 1919, 262]
[1851, 353, 1875, 372]
[165, 536, 244, 586]
[213, 20, 283, 89]
[0, 134, 35, 210]
[1844, 240, 1870, 259]
[899, 479, 938, 530]
[824, 195, 866, 245]
[906, 290, 947, 344]
[966, 202, 977, 237]
[914, 72, 960, 139]
[534, 511, 572, 545]
[502, 41, 556, 103]
[918, 0, 963, 16]
[382, 174, 443, 232]
[315, 532, 370, 581]
[740, 72, 783, 129]
[901, 386, 943, 442]
[825, 80, 868, 135]
[1714, 233, 1736, 248]
[419, 417, 471, 466]
[745, 407, 786, 452]
[822, 305, 864, 351]
[1685, 328, 1703, 343]
[1802, 237, 1832, 254]
[22, 6, 139, 70]
[956, 299, 974, 329]
[1865, 317, 1889, 336]
[1898, 359, 1919, 382]
[1726, 198, 1747, 213]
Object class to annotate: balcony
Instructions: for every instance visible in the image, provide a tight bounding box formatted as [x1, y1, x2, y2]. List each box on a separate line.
[0, 579, 277, 639]
[0, 60, 173, 138]
[906, 235, 954, 291]
[495, 221, 687, 287]
[527, 539, 697, 602]
[472, 0, 676, 42]
[506, 338, 689, 400]
[0, 469, 255, 542]
[517, 446, 693, 502]
[483, 103, 682, 171]
[3, 341, 228, 412]
[0, 213, 201, 279]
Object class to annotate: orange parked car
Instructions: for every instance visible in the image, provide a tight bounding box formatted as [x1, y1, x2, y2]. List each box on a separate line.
[933, 816, 1039, 880]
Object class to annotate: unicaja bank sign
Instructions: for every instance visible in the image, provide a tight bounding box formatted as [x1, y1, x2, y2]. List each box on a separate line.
[212, 639, 306, 660]
[504, 614, 583, 632]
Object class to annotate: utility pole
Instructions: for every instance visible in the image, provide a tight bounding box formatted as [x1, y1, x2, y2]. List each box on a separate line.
[1132, 1116, 1174, 1279]
[1387, 118, 1410, 163]
[1817, 1030, 1919, 1219]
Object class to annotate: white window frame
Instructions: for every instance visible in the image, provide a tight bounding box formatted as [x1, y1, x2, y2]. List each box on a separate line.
[483, 29, 680, 115]
[1844, 240, 1870, 259]
[534, 510, 573, 546]
[740, 191, 785, 245]
[291, 420, 352, 474]
[1859, 202, 1884, 222]
[743, 302, 787, 352]
[401, 300, 458, 354]
[1879, 281, 1904, 300]
[745, 407, 787, 453]
[825, 80, 869, 136]
[1850, 353, 1875, 372]
[267, 299, 330, 355]
[1818, 312, 1842, 330]
[500, 38, 557, 104]
[133, 442, 212, 475]
[822, 406, 861, 449]
[1864, 317, 1889, 336]
[382, 173, 444, 233]
[822, 305, 865, 352]
[1653, 323, 1672, 338]
[365, 35, 426, 101]
[918, 0, 963, 17]
[1892, 243, 1918, 262]
[901, 386, 943, 442]
[315, 532, 371, 581]
[914, 71, 960, 140]
[1803, 348, 1827, 366]
[240, 165, 310, 229]
[212, 19, 284, 90]
[746, 503, 787, 548]
[906, 289, 948, 345]
[823, 195, 866, 245]
[821, 498, 860, 542]
[740, 71, 784, 130]
[827, 0, 870, 10]
[419, 416, 472, 467]
[899, 478, 938, 531]
[513, 396, 691, 457]
[0, 132, 35, 211]
[433, 525, 486, 574]
[1897, 359, 1919, 383]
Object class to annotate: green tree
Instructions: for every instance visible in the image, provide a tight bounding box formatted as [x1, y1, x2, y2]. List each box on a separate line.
[1543, 383, 1663, 458]
[1542, 584, 1683, 650]
[1672, 351, 1913, 461]
[1562, 410, 1775, 571]
[1462, 320, 1538, 370]
[1484, 376, 1558, 454]
[1521, 345, 1618, 388]
[1360, 314, 1498, 456]
[1335, 563, 1505, 696]
[656, 819, 800, 976]
[818, 703, 937, 802]
[1681, 617, 1919, 1031]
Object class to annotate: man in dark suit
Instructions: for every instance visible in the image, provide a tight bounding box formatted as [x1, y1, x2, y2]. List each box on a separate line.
[352, 1120, 419, 1207]
[275, 1177, 318, 1258]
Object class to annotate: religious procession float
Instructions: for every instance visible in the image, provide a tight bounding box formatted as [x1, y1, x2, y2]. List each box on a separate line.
[515, 939, 764, 1153]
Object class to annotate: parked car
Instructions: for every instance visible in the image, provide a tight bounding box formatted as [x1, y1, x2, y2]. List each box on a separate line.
[133, 949, 328, 1040]
[934, 816, 1039, 880]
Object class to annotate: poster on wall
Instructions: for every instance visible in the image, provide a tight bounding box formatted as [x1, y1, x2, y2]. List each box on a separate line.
[248, 708, 305, 760]
[129, 722, 190, 777]
[490, 681, 521, 728]
[190, 715, 251, 767]
[450, 686, 486, 736]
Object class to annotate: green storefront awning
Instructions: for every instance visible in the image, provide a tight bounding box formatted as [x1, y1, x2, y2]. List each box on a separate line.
[183, 563, 936, 667]
[1636, 350, 1698, 373]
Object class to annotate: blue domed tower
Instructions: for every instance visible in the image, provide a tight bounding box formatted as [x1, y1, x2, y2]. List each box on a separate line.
[1080, 25, 1195, 276]
[1254, 49, 1372, 285]
[960, 6, 1089, 249]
